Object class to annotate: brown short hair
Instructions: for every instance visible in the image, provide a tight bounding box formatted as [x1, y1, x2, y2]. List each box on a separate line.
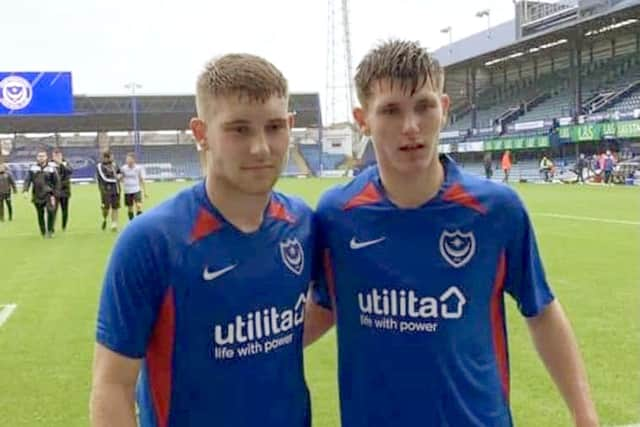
[195, 53, 288, 119]
[355, 39, 444, 107]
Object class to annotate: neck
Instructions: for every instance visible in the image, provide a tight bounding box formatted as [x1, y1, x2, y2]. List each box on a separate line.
[379, 156, 444, 209]
[206, 176, 271, 233]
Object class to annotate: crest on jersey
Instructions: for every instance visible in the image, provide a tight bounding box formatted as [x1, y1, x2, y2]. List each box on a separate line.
[0, 76, 33, 110]
[280, 238, 304, 276]
[439, 230, 475, 268]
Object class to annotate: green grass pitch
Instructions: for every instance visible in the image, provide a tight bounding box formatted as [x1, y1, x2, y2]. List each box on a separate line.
[0, 179, 638, 426]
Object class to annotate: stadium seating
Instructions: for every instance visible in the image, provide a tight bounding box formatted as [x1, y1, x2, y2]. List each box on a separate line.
[447, 52, 640, 132]
[283, 157, 303, 176]
[299, 144, 321, 174]
[321, 153, 346, 170]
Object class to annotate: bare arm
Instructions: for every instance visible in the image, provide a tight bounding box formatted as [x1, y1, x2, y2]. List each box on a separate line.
[90, 343, 141, 427]
[526, 300, 599, 427]
[304, 298, 335, 347]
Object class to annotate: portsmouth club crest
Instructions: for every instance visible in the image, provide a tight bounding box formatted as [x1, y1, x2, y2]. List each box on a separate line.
[0, 76, 33, 111]
[439, 230, 476, 268]
[280, 238, 304, 276]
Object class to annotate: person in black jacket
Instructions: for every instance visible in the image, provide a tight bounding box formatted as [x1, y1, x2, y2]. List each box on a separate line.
[0, 163, 17, 222]
[23, 149, 60, 237]
[52, 148, 73, 231]
[96, 151, 121, 231]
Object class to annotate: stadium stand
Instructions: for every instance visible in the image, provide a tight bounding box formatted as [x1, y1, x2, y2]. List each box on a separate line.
[321, 153, 347, 170]
[299, 144, 321, 174]
[447, 52, 640, 132]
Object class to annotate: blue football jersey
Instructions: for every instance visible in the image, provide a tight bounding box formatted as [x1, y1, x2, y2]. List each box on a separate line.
[313, 156, 554, 427]
[97, 182, 313, 427]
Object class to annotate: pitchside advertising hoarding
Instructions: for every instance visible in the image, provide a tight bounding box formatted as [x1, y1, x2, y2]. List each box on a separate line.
[0, 72, 73, 115]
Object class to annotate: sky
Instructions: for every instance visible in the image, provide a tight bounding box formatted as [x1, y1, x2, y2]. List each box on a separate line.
[4, 0, 517, 120]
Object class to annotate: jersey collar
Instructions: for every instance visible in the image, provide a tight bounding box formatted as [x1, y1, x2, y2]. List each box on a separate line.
[191, 181, 295, 242]
[361, 154, 463, 210]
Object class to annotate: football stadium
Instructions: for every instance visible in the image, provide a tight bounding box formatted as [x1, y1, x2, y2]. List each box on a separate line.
[0, 1, 639, 426]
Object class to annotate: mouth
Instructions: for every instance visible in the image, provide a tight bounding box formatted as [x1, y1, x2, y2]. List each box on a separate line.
[241, 165, 275, 171]
[399, 143, 425, 152]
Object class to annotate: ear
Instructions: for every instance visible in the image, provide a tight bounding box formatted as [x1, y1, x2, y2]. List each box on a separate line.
[190, 117, 208, 150]
[353, 107, 369, 135]
[287, 112, 295, 129]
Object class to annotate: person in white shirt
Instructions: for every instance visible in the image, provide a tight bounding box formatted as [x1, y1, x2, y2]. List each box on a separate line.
[120, 152, 148, 221]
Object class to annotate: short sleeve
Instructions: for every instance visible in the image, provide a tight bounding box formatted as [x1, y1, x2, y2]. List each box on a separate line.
[504, 199, 555, 317]
[96, 220, 170, 358]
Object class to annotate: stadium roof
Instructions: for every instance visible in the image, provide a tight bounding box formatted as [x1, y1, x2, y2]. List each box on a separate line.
[0, 93, 322, 133]
[433, 0, 640, 67]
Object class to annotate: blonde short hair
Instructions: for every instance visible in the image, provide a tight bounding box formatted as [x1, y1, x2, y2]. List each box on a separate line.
[195, 53, 288, 119]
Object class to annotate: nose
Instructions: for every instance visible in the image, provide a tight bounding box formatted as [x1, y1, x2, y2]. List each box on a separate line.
[249, 132, 270, 158]
[402, 112, 419, 138]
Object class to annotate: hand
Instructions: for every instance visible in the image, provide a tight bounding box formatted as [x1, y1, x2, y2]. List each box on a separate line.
[23, 192, 29, 200]
[50, 196, 56, 208]
[144, 192, 149, 199]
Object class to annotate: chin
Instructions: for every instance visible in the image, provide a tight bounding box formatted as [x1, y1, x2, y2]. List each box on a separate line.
[239, 176, 279, 195]
[392, 155, 436, 175]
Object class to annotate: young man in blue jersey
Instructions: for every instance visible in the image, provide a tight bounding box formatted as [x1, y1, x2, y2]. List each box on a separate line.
[306, 40, 598, 426]
[91, 54, 314, 427]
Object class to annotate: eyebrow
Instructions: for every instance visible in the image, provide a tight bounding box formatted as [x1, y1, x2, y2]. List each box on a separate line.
[266, 118, 288, 125]
[222, 119, 251, 126]
[377, 102, 400, 110]
[415, 95, 438, 104]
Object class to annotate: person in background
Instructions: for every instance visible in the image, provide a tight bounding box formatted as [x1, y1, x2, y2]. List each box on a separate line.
[501, 149, 512, 183]
[483, 152, 493, 179]
[575, 153, 587, 184]
[23, 149, 60, 238]
[96, 151, 122, 231]
[540, 154, 553, 182]
[52, 148, 73, 231]
[0, 163, 17, 222]
[602, 150, 616, 186]
[120, 152, 147, 221]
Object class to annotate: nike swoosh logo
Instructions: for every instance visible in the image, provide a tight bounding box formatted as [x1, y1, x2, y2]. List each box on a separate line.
[203, 264, 237, 281]
[350, 236, 386, 250]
